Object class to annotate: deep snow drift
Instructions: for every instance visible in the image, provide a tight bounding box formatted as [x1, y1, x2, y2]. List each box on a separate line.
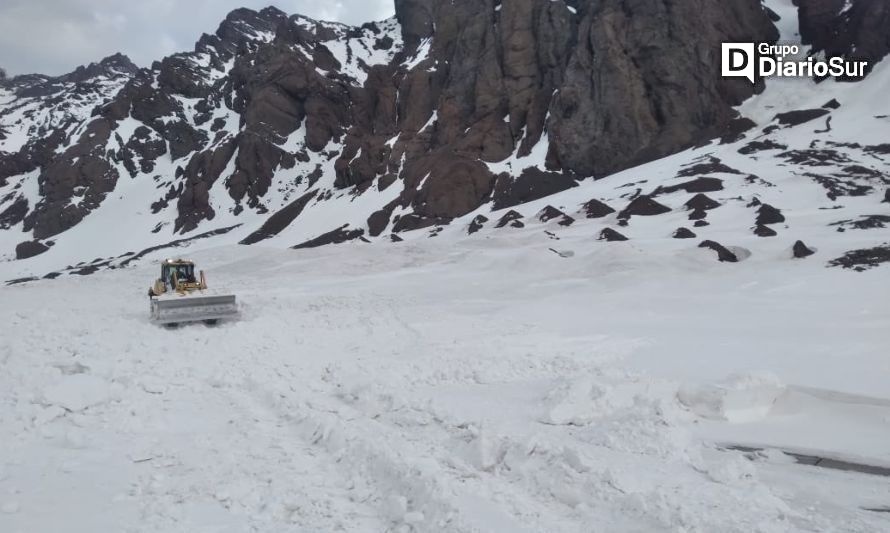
[1, 234, 888, 532]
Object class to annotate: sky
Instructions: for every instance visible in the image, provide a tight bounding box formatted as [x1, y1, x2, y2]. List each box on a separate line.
[0, 0, 395, 77]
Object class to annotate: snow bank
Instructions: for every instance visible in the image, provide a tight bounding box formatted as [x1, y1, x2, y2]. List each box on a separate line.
[678, 373, 786, 423]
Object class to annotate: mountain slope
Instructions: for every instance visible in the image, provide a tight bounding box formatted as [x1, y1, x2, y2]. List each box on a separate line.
[0, 0, 888, 282]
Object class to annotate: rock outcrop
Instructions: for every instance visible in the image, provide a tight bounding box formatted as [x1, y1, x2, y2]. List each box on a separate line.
[23, 0, 890, 261]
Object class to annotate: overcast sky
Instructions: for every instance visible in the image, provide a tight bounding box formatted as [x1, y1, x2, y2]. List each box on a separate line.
[0, 0, 395, 77]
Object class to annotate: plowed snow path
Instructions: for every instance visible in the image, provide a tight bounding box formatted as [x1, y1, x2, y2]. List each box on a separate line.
[1, 243, 888, 532]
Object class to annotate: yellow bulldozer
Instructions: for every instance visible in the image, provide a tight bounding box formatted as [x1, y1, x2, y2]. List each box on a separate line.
[148, 259, 238, 325]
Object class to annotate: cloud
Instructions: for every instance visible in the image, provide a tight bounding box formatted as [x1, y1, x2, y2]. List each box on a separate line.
[0, 0, 395, 76]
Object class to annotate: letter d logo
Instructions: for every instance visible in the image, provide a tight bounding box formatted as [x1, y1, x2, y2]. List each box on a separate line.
[722, 43, 756, 84]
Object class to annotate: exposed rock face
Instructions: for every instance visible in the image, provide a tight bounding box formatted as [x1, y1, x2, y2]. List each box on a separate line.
[15, 240, 49, 260]
[828, 243, 890, 271]
[618, 196, 672, 220]
[0, 1, 781, 248]
[798, 0, 890, 72]
[655, 177, 724, 195]
[293, 225, 365, 249]
[550, 0, 776, 177]
[774, 109, 830, 127]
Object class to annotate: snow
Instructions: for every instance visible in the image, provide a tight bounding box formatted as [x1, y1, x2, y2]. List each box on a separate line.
[1, 233, 889, 531]
[1, 5, 890, 530]
[404, 38, 433, 71]
[317, 17, 404, 86]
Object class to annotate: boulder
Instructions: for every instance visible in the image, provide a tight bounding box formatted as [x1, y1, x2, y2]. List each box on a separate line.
[699, 240, 738, 263]
[580, 199, 616, 219]
[673, 227, 696, 239]
[756, 204, 785, 225]
[495, 210, 524, 228]
[599, 228, 628, 242]
[468, 215, 489, 235]
[753, 224, 778, 237]
[617, 196, 671, 220]
[684, 193, 721, 212]
[793, 240, 816, 258]
[15, 240, 49, 260]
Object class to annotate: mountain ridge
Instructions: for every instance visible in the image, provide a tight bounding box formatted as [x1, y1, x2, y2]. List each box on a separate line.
[1, 0, 889, 280]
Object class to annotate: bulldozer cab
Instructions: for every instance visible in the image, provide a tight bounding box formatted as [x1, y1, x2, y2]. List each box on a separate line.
[161, 260, 197, 290]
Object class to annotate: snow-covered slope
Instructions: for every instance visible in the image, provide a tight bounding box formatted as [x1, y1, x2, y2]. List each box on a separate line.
[1, 235, 888, 532]
[1, 2, 889, 530]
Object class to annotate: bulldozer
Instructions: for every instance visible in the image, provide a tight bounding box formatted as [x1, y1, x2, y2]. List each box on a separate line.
[148, 259, 239, 325]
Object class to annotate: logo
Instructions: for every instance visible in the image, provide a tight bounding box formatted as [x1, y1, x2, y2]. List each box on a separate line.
[722, 42, 868, 84]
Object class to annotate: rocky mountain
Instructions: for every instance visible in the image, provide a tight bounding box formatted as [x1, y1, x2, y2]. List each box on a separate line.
[1, 0, 889, 279]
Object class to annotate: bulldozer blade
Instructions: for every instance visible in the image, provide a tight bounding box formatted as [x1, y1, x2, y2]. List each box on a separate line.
[151, 294, 239, 324]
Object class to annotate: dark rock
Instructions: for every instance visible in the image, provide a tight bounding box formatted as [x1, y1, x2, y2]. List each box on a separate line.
[293, 225, 366, 249]
[580, 199, 616, 219]
[673, 227, 696, 239]
[688, 209, 708, 221]
[756, 204, 786, 225]
[828, 244, 890, 272]
[537, 206, 566, 223]
[0, 196, 28, 229]
[798, 0, 890, 77]
[618, 196, 671, 220]
[392, 214, 449, 233]
[793, 240, 816, 258]
[753, 224, 778, 237]
[492, 169, 578, 211]
[822, 99, 841, 110]
[676, 158, 741, 177]
[699, 240, 738, 262]
[240, 190, 318, 245]
[0, 0, 782, 253]
[774, 109, 830, 127]
[738, 139, 787, 155]
[684, 194, 721, 212]
[549, 0, 776, 176]
[719, 117, 757, 144]
[557, 215, 575, 227]
[378, 174, 397, 192]
[367, 203, 398, 237]
[864, 144, 890, 156]
[655, 177, 724, 195]
[599, 228, 628, 242]
[830, 215, 890, 231]
[495, 210, 524, 229]
[883, 189, 890, 203]
[779, 149, 851, 166]
[468, 214, 489, 235]
[15, 240, 49, 260]
[390, 234, 404, 242]
[693, 220, 710, 228]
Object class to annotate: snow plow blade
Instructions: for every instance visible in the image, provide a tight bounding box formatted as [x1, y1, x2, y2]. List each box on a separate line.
[150, 294, 238, 325]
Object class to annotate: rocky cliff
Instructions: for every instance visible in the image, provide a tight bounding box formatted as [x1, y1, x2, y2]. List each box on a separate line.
[0, 0, 886, 267]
